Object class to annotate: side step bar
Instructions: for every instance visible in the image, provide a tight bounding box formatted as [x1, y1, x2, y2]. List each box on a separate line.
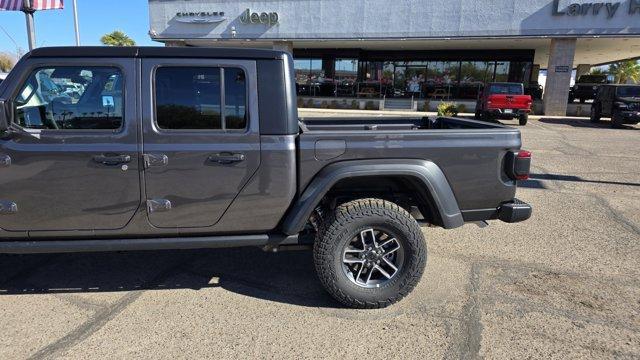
[0, 234, 299, 254]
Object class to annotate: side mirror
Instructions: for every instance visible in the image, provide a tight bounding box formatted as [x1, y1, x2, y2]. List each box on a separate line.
[0, 99, 12, 131]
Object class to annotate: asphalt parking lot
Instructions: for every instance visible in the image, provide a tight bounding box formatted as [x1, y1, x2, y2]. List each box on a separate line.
[1, 112, 639, 359]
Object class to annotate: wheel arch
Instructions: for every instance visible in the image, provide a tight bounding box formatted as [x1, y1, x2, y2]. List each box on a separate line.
[281, 159, 464, 235]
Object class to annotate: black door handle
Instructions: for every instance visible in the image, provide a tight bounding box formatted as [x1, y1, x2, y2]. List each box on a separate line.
[93, 154, 131, 166]
[208, 152, 245, 165]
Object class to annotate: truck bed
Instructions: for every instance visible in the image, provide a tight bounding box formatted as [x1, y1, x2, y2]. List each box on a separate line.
[300, 116, 509, 131]
[298, 116, 522, 214]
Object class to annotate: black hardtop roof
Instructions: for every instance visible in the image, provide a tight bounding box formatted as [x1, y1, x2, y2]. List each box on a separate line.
[27, 46, 288, 60]
[602, 84, 640, 87]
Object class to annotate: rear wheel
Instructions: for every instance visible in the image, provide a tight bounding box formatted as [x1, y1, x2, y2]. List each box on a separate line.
[313, 198, 427, 309]
[590, 105, 601, 123]
[518, 113, 528, 126]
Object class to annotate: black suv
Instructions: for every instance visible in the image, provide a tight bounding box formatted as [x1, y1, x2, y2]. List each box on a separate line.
[569, 75, 609, 103]
[590, 85, 640, 127]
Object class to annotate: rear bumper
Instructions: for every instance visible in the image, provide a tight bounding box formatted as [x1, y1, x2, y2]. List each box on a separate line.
[486, 109, 530, 119]
[497, 199, 532, 223]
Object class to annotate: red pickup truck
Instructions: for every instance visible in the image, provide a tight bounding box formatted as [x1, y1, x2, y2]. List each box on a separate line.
[475, 82, 532, 126]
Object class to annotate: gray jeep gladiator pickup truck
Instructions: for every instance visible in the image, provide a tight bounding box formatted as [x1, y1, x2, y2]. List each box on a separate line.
[0, 47, 532, 308]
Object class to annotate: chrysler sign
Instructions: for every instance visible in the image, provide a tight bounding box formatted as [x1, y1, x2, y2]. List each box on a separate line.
[175, 11, 226, 23]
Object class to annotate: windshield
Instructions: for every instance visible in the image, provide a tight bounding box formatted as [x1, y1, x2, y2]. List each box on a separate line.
[577, 75, 607, 84]
[488, 83, 523, 95]
[616, 86, 640, 98]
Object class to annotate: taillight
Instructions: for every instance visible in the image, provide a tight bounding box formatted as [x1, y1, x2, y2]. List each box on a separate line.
[506, 150, 532, 180]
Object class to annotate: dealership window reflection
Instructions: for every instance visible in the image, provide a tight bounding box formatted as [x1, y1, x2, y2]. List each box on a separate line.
[334, 59, 358, 96]
[294, 58, 324, 96]
[293, 56, 532, 100]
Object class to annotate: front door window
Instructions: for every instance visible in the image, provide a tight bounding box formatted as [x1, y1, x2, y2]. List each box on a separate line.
[15, 66, 123, 130]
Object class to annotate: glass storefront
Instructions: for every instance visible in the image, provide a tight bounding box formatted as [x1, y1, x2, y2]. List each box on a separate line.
[293, 53, 533, 100]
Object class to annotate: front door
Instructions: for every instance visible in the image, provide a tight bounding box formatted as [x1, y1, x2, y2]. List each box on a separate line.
[0, 59, 140, 232]
[141, 59, 260, 228]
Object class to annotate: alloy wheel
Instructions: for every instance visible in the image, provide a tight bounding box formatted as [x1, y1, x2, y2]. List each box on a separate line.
[342, 228, 404, 288]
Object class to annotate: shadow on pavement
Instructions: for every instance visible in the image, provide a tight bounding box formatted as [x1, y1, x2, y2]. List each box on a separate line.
[0, 247, 341, 308]
[538, 118, 639, 130]
[530, 173, 640, 188]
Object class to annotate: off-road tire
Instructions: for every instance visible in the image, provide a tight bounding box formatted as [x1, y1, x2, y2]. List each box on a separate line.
[518, 113, 528, 126]
[313, 198, 427, 308]
[590, 105, 601, 123]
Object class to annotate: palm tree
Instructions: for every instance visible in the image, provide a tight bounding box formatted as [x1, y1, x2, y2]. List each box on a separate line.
[100, 31, 136, 47]
[0, 53, 14, 72]
[609, 60, 640, 84]
[589, 68, 607, 76]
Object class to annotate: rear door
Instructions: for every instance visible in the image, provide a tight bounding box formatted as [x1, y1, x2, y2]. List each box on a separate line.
[140, 59, 260, 228]
[0, 58, 140, 232]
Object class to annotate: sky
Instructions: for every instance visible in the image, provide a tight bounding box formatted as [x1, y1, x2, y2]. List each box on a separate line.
[0, 0, 156, 58]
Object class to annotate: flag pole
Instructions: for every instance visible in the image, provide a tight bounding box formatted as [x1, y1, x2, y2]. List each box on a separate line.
[72, 0, 80, 45]
[22, 0, 36, 51]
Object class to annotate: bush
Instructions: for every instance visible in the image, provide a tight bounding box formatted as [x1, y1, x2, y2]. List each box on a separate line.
[330, 100, 339, 109]
[351, 100, 359, 109]
[457, 104, 467, 114]
[305, 99, 315, 108]
[320, 101, 329, 109]
[365, 100, 377, 110]
[437, 102, 459, 117]
[297, 98, 305, 108]
[422, 100, 431, 112]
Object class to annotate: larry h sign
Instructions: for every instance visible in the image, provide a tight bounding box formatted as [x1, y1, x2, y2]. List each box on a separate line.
[552, 0, 640, 18]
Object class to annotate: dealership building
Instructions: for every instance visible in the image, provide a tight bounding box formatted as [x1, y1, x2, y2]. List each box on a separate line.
[148, 0, 640, 115]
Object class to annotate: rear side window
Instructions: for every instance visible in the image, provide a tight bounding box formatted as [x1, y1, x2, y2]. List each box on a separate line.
[488, 84, 523, 95]
[14, 66, 123, 130]
[616, 86, 640, 98]
[155, 67, 247, 130]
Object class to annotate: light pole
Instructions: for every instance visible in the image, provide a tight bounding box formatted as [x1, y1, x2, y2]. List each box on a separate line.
[0, 24, 23, 58]
[22, 0, 36, 51]
[72, 0, 80, 45]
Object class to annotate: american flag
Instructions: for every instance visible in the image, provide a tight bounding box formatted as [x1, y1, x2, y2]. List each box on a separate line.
[0, 0, 64, 11]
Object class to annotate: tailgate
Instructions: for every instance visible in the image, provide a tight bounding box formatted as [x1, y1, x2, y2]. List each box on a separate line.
[488, 95, 531, 109]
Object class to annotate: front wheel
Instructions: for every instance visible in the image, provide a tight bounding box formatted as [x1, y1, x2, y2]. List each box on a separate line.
[518, 113, 528, 126]
[611, 111, 623, 128]
[313, 199, 427, 308]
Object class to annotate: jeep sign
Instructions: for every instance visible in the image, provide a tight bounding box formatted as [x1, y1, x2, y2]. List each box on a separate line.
[239, 9, 279, 26]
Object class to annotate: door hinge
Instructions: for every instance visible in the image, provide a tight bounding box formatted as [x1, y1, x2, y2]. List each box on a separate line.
[0, 201, 18, 215]
[144, 153, 168, 169]
[0, 155, 11, 167]
[147, 199, 172, 213]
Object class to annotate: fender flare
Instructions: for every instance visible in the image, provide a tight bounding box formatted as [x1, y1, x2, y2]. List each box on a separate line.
[281, 159, 464, 235]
